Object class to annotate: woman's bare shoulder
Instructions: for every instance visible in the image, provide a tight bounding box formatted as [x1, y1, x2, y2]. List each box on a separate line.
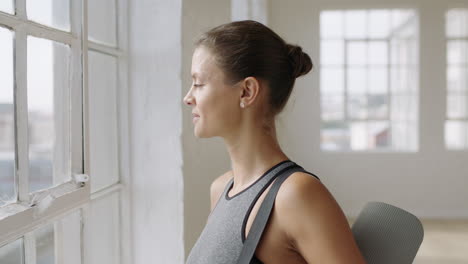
[209, 170, 233, 211]
[274, 172, 366, 263]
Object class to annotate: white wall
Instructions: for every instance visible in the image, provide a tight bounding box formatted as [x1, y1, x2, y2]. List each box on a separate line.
[129, 0, 184, 263]
[269, 0, 468, 218]
[181, 0, 232, 259]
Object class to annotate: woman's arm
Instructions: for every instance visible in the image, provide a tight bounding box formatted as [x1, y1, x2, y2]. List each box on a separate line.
[275, 172, 366, 264]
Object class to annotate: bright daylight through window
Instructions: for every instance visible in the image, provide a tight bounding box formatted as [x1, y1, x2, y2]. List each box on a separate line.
[320, 9, 419, 151]
[446, 8, 468, 150]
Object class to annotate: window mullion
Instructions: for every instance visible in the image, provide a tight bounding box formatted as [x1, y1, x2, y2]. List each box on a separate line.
[70, 0, 85, 183]
[23, 232, 36, 264]
[14, 26, 30, 203]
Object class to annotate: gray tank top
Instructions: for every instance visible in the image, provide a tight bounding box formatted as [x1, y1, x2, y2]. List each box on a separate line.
[186, 160, 320, 264]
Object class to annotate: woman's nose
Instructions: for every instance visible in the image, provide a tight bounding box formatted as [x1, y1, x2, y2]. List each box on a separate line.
[184, 92, 194, 106]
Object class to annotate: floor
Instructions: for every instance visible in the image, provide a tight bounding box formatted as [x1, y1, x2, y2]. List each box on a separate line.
[413, 220, 468, 264]
[347, 219, 468, 263]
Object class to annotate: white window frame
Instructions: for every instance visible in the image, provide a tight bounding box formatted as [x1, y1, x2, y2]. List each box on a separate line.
[0, 0, 131, 263]
[445, 6, 468, 150]
[319, 7, 420, 152]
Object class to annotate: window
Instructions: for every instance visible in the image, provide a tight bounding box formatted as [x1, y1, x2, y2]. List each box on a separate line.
[0, 1, 86, 263]
[0, 0, 128, 263]
[320, 9, 419, 151]
[446, 8, 468, 150]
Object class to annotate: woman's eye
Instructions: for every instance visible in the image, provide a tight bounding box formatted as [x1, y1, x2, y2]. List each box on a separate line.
[193, 84, 203, 87]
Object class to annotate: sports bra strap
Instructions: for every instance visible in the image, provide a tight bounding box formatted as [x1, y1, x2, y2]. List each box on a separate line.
[236, 165, 309, 263]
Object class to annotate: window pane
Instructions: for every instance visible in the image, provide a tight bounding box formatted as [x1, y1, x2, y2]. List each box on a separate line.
[445, 121, 468, 149]
[347, 41, 367, 66]
[447, 66, 468, 93]
[391, 95, 418, 121]
[0, 27, 15, 206]
[321, 121, 350, 150]
[345, 10, 367, 39]
[321, 40, 344, 66]
[320, 11, 344, 39]
[446, 8, 468, 38]
[348, 94, 367, 119]
[369, 10, 390, 38]
[0, 0, 14, 14]
[367, 94, 388, 119]
[35, 224, 55, 264]
[85, 193, 120, 264]
[369, 41, 388, 65]
[391, 10, 417, 35]
[447, 94, 468, 119]
[447, 40, 468, 65]
[321, 67, 344, 94]
[369, 67, 388, 94]
[350, 121, 368, 150]
[369, 121, 391, 148]
[347, 67, 367, 94]
[27, 0, 70, 31]
[88, 51, 119, 193]
[391, 121, 417, 151]
[88, 0, 117, 46]
[0, 238, 24, 264]
[321, 95, 344, 121]
[27, 36, 71, 193]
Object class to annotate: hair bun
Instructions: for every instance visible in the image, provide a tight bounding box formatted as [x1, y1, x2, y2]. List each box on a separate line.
[286, 44, 313, 78]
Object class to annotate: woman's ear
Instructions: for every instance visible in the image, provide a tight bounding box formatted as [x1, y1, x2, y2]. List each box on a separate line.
[240, 77, 261, 107]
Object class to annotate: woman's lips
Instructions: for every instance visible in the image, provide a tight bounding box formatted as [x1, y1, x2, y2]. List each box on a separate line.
[193, 116, 200, 123]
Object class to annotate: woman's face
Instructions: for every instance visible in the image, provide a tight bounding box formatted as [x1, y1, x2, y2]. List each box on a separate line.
[184, 46, 241, 138]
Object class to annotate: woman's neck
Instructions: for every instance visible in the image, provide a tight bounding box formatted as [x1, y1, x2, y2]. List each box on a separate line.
[224, 126, 289, 192]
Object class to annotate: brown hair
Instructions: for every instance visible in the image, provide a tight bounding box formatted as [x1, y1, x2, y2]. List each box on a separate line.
[195, 20, 313, 120]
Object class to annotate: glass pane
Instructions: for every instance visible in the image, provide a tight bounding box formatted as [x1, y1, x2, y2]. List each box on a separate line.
[321, 40, 344, 66]
[0, 27, 15, 206]
[446, 8, 468, 38]
[391, 10, 416, 35]
[369, 67, 388, 94]
[27, 0, 70, 31]
[35, 224, 55, 264]
[445, 120, 468, 149]
[391, 95, 417, 121]
[447, 94, 468, 119]
[320, 11, 344, 39]
[0, 238, 24, 264]
[88, 0, 117, 46]
[320, 67, 344, 94]
[347, 41, 367, 66]
[321, 122, 350, 151]
[27, 36, 71, 193]
[347, 67, 367, 94]
[85, 193, 120, 264]
[88, 51, 119, 193]
[0, 0, 14, 14]
[350, 121, 368, 150]
[447, 40, 468, 65]
[369, 10, 390, 38]
[447, 66, 468, 93]
[369, 41, 388, 65]
[367, 94, 388, 119]
[368, 121, 391, 148]
[391, 121, 417, 151]
[348, 94, 367, 119]
[345, 10, 367, 39]
[321, 95, 344, 121]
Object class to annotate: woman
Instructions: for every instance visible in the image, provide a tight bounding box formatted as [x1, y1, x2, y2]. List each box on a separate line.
[183, 20, 365, 264]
